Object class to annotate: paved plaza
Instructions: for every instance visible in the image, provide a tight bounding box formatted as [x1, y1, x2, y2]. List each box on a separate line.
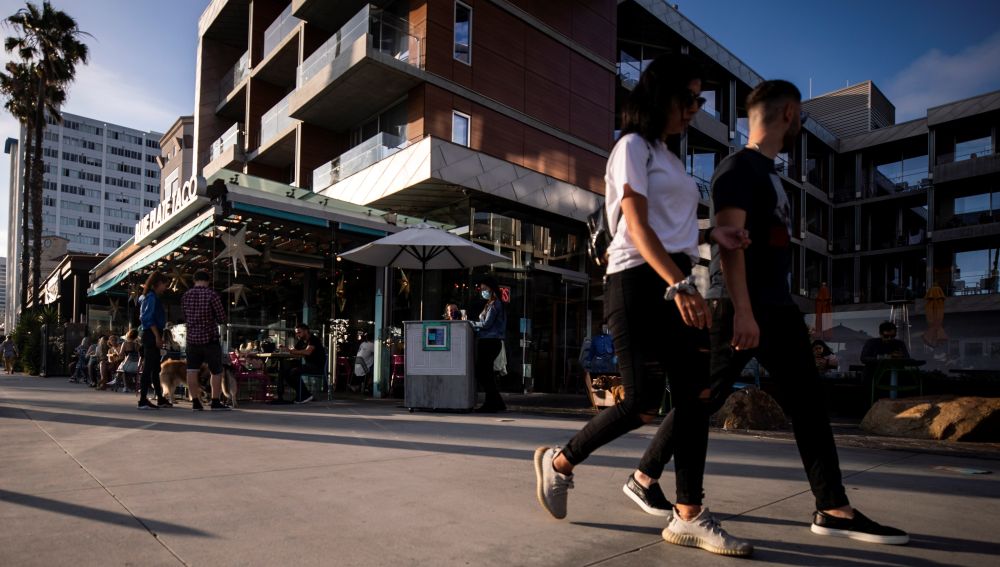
[1, 374, 998, 566]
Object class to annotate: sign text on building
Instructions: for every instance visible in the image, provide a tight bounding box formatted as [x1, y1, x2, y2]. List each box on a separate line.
[134, 175, 205, 246]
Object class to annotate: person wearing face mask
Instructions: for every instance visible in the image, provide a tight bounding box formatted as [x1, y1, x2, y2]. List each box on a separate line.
[472, 277, 506, 413]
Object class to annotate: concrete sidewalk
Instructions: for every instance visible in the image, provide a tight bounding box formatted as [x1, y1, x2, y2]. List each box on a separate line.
[1, 374, 998, 566]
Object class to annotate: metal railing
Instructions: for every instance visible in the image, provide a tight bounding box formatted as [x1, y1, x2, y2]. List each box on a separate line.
[298, 5, 422, 88]
[259, 93, 299, 148]
[209, 123, 243, 162]
[312, 131, 407, 190]
[938, 143, 993, 165]
[218, 51, 250, 101]
[617, 51, 641, 90]
[262, 4, 301, 60]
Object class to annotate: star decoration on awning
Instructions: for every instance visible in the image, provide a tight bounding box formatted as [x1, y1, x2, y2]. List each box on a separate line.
[109, 298, 121, 320]
[224, 283, 250, 306]
[214, 226, 261, 276]
[169, 266, 192, 293]
[398, 269, 410, 298]
[335, 275, 347, 312]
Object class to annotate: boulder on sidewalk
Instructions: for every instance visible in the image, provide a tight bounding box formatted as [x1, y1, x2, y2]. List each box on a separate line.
[861, 396, 1000, 441]
[711, 386, 787, 430]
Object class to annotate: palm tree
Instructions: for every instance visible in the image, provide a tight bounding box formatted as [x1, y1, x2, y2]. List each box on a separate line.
[0, 60, 65, 309]
[0, 61, 37, 309]
[4, 1, 89, 305]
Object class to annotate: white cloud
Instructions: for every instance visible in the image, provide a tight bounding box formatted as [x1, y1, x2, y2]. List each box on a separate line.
[884, 32, 1000, 121]
[62, 60, 187, 134]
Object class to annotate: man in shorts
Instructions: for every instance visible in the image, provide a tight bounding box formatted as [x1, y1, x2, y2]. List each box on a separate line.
[181, 270, 229, 411]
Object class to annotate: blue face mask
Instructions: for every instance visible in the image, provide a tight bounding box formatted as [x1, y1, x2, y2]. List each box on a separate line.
[481, 289, 492, 300]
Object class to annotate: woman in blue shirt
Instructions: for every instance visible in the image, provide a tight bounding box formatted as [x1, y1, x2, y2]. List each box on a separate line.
[473, 276, 506, 413]
[138, 272, 170, 409]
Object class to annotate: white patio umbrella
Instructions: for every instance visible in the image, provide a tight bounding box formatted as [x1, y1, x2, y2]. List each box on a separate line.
[339, 223, 507, 318]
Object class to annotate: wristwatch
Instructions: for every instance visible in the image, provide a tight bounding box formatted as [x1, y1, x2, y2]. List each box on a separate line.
[664, 275, 698, 301]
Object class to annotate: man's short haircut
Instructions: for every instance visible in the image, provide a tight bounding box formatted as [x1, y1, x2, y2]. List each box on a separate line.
[296, 323, 310, 331]
[193, 270, 211, 282]
[878, 321, 897, 334]
[746, 80, 801, 124]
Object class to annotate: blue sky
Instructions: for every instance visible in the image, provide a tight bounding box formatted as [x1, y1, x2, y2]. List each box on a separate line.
[2, 0, 1000, 257]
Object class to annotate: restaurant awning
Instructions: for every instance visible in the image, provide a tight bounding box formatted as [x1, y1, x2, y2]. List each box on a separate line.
[88, 208, 217, 297]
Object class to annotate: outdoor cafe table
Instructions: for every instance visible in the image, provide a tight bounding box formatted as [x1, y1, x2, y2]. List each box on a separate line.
[252, 352, 299, 404]
[862, 357, 926, 399]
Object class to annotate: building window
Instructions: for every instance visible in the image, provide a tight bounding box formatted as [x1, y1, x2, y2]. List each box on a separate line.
[454, 1, 471, 65]
[452, 111, 470, 147]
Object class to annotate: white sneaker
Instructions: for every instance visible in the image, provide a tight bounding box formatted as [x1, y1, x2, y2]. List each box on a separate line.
[533, 446, 573, 519]
[662, 507, 754, 557]
[294, 395, 313, 404]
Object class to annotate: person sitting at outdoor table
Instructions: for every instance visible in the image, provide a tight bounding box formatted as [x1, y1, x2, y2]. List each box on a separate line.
[861, 322, 910, 361]
[443, 303, 464, 321]
[860, 322, 911, 384]
[96, 335, 112, 389]
[812, 340, 839, 377]
[104, 335, 123, 388]
[281, 323, 325, 404]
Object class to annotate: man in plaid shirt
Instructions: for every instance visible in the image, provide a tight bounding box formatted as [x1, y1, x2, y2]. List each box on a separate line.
[182, 270, 229, 410]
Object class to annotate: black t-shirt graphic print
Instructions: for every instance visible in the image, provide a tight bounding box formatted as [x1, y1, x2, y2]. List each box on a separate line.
[707, 148, 794, 307]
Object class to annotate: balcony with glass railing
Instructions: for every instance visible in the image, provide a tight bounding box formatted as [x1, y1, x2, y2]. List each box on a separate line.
[260, 93, 299, 148]
[204, 123, 244, 178]
[262, 4, 302, 61]
[218, 51, 250, 102]
[312, 131, 406, 190]
[290, 5, 424, 131]
[298, 6, 420, 87]
[617, 51, 641, 90]
[209, 123, 243, 162]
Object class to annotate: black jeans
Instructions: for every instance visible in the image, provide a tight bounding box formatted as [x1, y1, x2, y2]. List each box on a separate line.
[284, 364, 321, 401]
[475, 338, 504, 408]
[561, 261, 710, 506]
[140, 330, 163, 401]
[706, 298, 849, 510]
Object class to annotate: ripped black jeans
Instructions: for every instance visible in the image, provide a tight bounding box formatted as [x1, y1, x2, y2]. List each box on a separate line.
[560, 260, 710, 506]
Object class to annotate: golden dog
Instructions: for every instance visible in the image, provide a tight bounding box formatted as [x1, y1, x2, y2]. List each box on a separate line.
[159, 360, 238, 407]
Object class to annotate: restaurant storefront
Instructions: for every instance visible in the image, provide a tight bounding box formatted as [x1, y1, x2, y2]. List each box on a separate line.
[89, 165, 599, 397]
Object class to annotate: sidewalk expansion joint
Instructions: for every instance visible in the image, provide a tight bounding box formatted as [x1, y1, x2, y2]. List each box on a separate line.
[20, 407, 191, 567]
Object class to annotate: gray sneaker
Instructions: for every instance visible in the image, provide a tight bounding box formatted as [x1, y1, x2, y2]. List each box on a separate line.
[662, 507, 754, 557]
[533, 446, 573, 519]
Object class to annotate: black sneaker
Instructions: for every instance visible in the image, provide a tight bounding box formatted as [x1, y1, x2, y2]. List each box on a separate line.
[623, 474, 673, 517]
[811, 509, 909, 545]
[192, 399, 204, 411]
[156, 398, 173, 408]
[137, 399, 159, 410]
[210, 399, 232, 411]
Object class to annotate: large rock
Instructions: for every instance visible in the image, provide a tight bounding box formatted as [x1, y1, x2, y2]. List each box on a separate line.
[861, 396, 1000, 441]
[711, 386, 787, 431]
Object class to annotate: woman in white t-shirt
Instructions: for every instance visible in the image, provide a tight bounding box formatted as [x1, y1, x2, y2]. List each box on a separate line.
[533, 54, 752, 557]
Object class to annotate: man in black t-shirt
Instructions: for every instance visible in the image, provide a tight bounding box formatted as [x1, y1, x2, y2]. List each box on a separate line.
[283, 323, 326, 404]
[703, 80, 908, 546]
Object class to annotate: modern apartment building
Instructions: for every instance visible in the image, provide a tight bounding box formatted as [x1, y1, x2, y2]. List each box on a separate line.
[616, 1, 999, 368]
[4, 113, 163, 324]
[0, 257, 7, 331]
[193, 0, 614, 391]
[158, 116, 195, 202]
